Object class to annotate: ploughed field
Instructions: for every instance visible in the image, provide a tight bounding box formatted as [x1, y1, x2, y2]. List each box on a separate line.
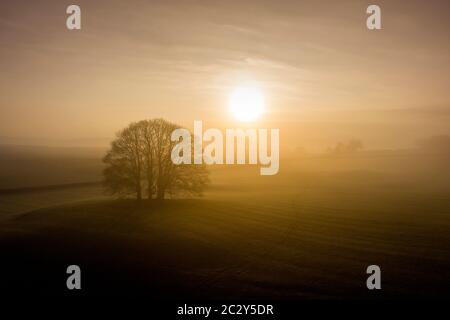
[1, 159, 449, 298]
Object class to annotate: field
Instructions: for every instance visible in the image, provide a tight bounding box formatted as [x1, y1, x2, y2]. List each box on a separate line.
[0, 149, 449, 298]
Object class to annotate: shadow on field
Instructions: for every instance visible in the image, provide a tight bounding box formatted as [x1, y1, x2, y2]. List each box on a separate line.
[0, 199, 213, 297]
[0, 196, 449, 299]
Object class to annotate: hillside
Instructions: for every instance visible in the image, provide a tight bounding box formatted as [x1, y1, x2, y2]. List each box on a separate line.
[1, 161, 449, 297]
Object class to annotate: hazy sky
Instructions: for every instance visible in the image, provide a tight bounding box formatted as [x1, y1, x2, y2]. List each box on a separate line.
[0, 0, 449, 149]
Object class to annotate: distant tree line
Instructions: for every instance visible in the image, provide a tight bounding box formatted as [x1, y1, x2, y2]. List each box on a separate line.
[418, 135, 450, 154]
[327, 139, 363, 155]
[103, 119, 209, 200]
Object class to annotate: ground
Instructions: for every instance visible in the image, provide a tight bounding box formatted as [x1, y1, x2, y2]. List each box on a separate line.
[1, 155, 449, 298]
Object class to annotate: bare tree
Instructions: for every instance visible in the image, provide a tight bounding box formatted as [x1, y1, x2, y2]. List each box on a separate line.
[103, 123, 144, 200]
[103, 119, 209, 200]
[418, 135, 450, 154]
[327, 139, 363, 155]
[140, 119, 156, 199]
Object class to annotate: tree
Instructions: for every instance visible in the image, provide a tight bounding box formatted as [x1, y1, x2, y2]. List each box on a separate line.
[327, 139, 363, 155]
[418, 135, 450, 154]
[103, 122, 144, 200]
[103, 119, 209, 200]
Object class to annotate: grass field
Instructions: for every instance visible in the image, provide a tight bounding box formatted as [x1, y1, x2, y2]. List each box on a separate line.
[0, 151, 449, 298]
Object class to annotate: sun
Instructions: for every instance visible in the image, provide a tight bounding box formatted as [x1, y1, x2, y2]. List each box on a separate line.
[229, 85, 265, 122]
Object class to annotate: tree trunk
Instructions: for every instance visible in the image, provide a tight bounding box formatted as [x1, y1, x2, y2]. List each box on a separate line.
[156, 179, 165, 200]
[147, 171, 153, 199]
[156, 148, 164, 200]
[147, 157, 153, 199]
[136, 179, 142, 201]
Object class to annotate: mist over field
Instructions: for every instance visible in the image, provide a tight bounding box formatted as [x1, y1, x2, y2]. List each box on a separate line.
[0, 0, 449, 301]
[0, 141, 448, 298]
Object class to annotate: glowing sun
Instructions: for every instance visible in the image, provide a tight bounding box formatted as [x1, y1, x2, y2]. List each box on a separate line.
[229, 86, 265, 122]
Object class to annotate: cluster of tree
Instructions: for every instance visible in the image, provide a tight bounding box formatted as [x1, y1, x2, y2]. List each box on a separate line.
[103, 119, 209, 200]
[418, 135, 450, 154]
[327, 139, 363, 155]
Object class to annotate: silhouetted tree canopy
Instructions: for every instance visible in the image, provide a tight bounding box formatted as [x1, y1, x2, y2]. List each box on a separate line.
[103, 119, 209, 200]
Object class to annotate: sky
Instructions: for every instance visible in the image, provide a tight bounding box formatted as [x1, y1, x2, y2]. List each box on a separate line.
[0, 0, 449, 150]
